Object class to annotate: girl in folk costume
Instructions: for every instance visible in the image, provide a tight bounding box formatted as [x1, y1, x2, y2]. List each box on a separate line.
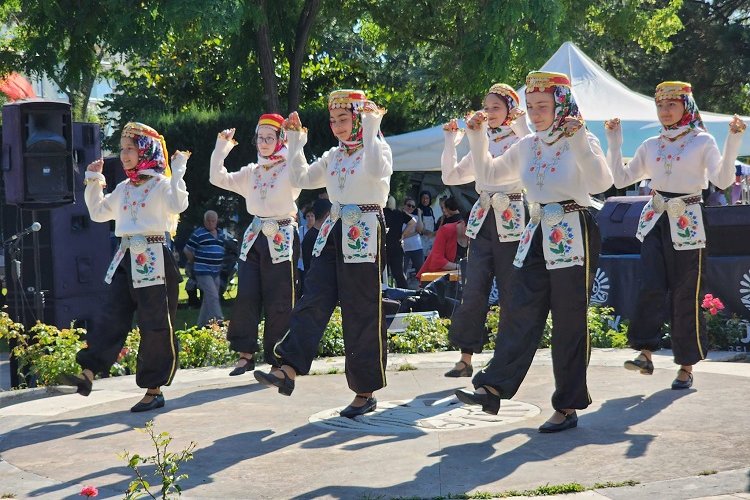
[605, 82, 746, 389]
[254, 90, 392, 418]
[457, 72, 613, 432]
[441, 83, 530, 378]
[210, 114, 301, 376]
[60, 122, 190, 412]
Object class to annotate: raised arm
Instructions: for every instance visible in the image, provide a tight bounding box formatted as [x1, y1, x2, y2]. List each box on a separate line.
[441, 123, 474, 185]
[361, 111, 393, 178]
[83, 158, 118, 222]
[705, 116, 746, 190]
[569, 127, 613, 195]
[164, 151, 190, 214]
[604, 119, 648, 189]
[285, 129, 328, 189]
[209, 130, 253, 197]
[465, 115, 522, 185]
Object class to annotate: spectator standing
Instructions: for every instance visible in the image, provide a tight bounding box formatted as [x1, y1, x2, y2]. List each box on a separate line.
[184, 210, 226, 327]
[402, 196, 424, 285]
[383, 195, 416, 289]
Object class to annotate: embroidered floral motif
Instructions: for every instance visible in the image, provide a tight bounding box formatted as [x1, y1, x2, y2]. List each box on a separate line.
[253, 161, 286, 199]
[500, 204, 522, 234]
[345, 220, 372, 259]
[330, 152, 363, 190]
[122, 178, 156, 225]
[134, 247, 160, 282]
[548, 221, 575, 256]
[656, 132, 697, 175]
[271, 231, 289, 255]
[530, 138, 569, 189]
[675, 210, 700, 242]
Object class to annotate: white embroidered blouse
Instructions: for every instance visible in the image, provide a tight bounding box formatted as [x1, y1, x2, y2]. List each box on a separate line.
[441, 119, 530, 193]
[467, 122, 613, 206]
[286, 113, 392, 206]
[209, 138, 301, 219]
[85, 171, 189, 236]
[605, 126, 744, 192]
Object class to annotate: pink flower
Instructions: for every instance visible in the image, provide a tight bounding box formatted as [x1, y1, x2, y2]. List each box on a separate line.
[117, 347, 129, 362]
[709, 307, 718, 315]
[273, 233, 283, 245]
[550, 227, 564, 244]
[135, 253, 147, 265]
[348, 225, 361, 239]
[644, 210, 655, 222]
[701, 294, 725, 315]
[80, 486, 98, 497]
[501, 209, 513, 222]
[677, 215, 689, 229]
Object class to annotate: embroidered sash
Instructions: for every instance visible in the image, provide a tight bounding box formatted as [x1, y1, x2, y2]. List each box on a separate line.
[105, 235, 166, 288]
[513, 211, 585, 269]
[239, 217, 297, 264]
[636, 194, 706, 250]
[313, 204, 381, 264]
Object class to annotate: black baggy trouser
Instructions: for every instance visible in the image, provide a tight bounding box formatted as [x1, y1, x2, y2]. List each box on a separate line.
[275, 219, 388, 394]
[627, 213, 707, 365]
[227, 232, 300, 367]
[473, 210, 600, 411]
[448, 210, 519, 354]
[77, 245, 180, 389]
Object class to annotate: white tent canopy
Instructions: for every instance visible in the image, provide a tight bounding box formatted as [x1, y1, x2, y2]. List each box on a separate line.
[388, 41, 750, 171]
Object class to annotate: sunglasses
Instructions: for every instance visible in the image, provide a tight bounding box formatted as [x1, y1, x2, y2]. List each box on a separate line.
[405, 203, 415, 208]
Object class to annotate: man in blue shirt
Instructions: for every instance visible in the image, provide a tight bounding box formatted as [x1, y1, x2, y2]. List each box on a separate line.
[184, 210, 226, 326]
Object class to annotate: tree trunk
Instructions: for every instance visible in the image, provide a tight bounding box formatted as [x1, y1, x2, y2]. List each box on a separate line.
[286, 0, 322, 114]
[255, 0, 281, 113]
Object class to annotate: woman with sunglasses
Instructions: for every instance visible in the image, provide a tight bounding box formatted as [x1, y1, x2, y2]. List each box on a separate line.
[209, 114, 301, 376]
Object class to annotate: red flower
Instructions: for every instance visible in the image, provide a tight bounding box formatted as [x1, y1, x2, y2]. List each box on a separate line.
[677, 215, 689, 229]
[273, 233, 283, 245]
[135, 253, 147, 265]
[475, 208, 485, 219]
[348, 225, 361, 239]
[501, 209, 513, 221]
[80, 486, 98, 497]
[701, 294, 725, 315]
[550, 227, 564, 244]
[644, 210, 655, 222]
[117, 347, 129, 362]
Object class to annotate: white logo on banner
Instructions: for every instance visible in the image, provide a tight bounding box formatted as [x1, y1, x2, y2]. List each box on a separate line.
[740, 271, 750, 312]
[488, 278, 499, 306]
[590, 268, 610, 304]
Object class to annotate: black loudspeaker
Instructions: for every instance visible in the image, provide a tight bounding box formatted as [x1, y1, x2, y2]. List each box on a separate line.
[705, 205, 750, 256]
[596, 196, 649, 255]
[103, 155, 127, 188]
[3, 122, 113, 329]
[2, 100, 75, 208]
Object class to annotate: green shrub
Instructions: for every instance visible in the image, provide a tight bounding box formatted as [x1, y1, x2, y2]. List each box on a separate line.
[177, 324, 235, 369]
[317, 307, 345, 357]
[388, 314, 451, 353]
[706, 314, 746, 350]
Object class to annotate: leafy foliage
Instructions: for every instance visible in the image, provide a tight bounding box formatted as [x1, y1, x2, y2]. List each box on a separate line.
[121, 420, 196, 500]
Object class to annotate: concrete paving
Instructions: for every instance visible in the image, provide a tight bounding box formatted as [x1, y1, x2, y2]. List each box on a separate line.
[0, 349, 749, 499]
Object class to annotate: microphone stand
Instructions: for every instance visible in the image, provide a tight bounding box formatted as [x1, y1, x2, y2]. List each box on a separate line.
[2, 210, 44, 388]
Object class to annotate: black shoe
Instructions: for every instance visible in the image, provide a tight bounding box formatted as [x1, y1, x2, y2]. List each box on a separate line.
[671, 369, 693, 390]
[539, 411, 578, 433]
[58, 372, 93, 397]
[130, 393, 165, 413]
[454, 388, 501, 415]
[254, 369, 294, 396]
[624, 356, 654, 375]
[229, 356, 255, 376]
[444, 361, 473, 378]
[340, 396, 377, 418]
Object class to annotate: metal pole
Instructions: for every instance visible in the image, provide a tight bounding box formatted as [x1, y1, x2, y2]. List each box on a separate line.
[30, 209, 44, 323]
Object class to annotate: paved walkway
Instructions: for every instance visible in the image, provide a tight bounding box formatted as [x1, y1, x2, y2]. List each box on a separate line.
[1, 349, 749, 499]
